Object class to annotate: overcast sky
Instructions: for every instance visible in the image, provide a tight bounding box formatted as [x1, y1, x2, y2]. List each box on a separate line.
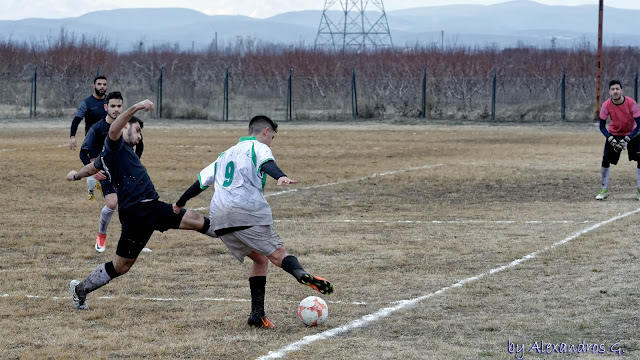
[2, 0, 639, 20]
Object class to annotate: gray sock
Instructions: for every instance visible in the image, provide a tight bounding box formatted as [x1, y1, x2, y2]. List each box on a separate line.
[601, 167, 610, 189]
[87, 177, 96, 193]
[76, 263, 113, 297]
[99, 206, 115, 234]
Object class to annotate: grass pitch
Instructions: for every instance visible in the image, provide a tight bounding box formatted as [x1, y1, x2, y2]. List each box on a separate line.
[0, 119, 638, 359]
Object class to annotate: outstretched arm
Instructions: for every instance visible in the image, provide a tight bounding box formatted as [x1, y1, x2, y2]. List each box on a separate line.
[67, 162, 100, 182]
[173, 180, 207, 214]
[262, 160, 297, 186]
[109, 99, 154, 141]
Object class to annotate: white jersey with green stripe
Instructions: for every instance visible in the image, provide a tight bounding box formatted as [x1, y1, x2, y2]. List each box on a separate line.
[198, 136, 274, 230]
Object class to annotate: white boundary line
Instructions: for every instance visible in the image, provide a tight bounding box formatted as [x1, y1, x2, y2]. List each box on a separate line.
[0, 294, 367, 306]
[192, 163, 443, 211]
[255, 207, 640, 360]
[270, 219, 592, 225]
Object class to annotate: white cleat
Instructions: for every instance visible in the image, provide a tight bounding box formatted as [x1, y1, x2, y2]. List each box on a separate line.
[69, 280, 88, 310]
[595, 189, 608, 200]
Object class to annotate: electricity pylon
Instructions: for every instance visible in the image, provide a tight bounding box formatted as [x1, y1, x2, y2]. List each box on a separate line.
[315, 0, 393, 52]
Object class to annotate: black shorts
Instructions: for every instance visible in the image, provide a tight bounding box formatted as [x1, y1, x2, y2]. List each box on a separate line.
[116, 200, 186, 259]
[99, 178, 116, 197]
[603, 135, 640, 165]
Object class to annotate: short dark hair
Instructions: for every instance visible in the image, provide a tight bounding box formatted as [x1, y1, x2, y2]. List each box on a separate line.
[609, 79, 622, 89]
[129, 116, 144, 129]
[94, 75, 107, 84]
[105, 91, 123, 104]
[249, 115, 278, 135]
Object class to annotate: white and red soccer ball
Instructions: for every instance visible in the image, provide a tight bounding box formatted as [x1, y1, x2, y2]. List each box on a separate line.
[297, 296, 328, 326]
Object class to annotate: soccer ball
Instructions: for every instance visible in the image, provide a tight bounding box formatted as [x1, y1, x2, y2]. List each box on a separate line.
[297, 296, 328, 326]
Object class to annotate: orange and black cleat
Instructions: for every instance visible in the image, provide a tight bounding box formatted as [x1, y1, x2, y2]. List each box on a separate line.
[299, 273, 334, 295]
[248, 315, 276, 329]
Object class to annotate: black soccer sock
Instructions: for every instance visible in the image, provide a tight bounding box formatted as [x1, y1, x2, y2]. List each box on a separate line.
[249, 276, 267, 318]
[281, 255, 307, 282]
[198, 217, 210, 234]
[198, 217, 219, 238]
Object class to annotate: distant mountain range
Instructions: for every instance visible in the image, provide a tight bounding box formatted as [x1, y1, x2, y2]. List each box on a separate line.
[1, 0, 639, 51]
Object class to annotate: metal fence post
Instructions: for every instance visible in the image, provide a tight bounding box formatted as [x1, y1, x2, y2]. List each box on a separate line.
[159, 66, 164, 118]
[30, 66, 37, 119]
[29, 77, 33, 119]
[223, 68, 229, 121]
[491, 68, 496, 122]
[35, 67, 38, 117]
[351, 67, 358, 119]
[96, 66, 100, 77]
[156, 66, 164, 118]
[286, 66, 293, 121]
[421, 67, 427, 119]
[156, 76, 160, 118]
[635, 66, 638, 103]
[561, 67, 566, 121]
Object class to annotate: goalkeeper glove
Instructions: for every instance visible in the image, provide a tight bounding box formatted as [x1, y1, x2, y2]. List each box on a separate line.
[608, 136, 620, 152]
[619, 135, 632, 150]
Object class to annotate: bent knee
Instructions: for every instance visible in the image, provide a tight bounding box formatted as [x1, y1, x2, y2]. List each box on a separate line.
[105, 195, 118, 210]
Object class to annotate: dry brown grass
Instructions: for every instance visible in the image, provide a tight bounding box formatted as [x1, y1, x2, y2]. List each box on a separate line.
[0, 120, 638, 359]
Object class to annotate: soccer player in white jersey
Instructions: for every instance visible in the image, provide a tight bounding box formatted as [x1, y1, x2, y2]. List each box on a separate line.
[174, 115, 334, 328]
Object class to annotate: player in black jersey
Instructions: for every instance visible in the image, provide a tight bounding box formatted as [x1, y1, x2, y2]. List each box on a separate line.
[69, 75, 108, 200]
[66, 99, 217, 310]
[79, 91, 148, 253]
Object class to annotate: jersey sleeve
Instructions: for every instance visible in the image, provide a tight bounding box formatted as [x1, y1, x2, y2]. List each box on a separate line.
[81, 128, 96, 151]
[70, 100, 88, 137]
[631, 99, 640, 118]
[254, 143, 275, 174]
[599, 100, 609, 121]
[94, 155, 104, 171]
[75, 99, 88, 119]
[104, 134, 124, 153]
[198, 161, 218, 189]
[80, 128, 101, 161]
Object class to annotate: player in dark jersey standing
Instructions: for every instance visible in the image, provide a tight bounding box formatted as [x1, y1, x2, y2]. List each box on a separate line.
[69, 75, 108, 200]
[66, 99, 218, 310]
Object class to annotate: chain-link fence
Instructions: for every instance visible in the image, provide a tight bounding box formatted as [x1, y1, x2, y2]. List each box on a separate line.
[2, 67, 638, 122]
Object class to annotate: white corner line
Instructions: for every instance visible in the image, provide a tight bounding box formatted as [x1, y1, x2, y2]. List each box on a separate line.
[193, 164, 443, 211]
[256, 207, 640, 360]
